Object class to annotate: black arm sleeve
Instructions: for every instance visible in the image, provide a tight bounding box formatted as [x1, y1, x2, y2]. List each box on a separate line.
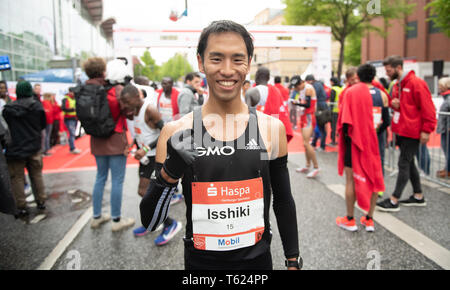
[139, 163, 178, 231]
[378, 106, 391, 134]
[270, 155, 299, 259]
[294, 95, 311, 109]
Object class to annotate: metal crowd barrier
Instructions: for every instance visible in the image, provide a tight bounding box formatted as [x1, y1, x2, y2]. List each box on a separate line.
[385, 111, 450, 188]
[290, 101, 450, 188]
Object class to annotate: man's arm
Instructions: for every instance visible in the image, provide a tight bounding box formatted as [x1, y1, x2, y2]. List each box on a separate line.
[140, 116, 196, 231]
[268, 118, 300, 265]
[416, 81, 437, 140]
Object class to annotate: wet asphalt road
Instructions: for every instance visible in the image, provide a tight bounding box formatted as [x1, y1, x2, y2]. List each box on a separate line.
[0, 151, 448, 270]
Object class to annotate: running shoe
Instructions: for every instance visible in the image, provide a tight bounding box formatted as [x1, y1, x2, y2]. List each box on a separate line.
[399, 195, 427, 207]
[170, 193, 184, 205]
[111, 217, 135, 232]
[360, 216, 375, 232]
[133, 226, 150, 237]
[296, 167, 310, 173]
[70, 148, 82, 154]
[306, 168, 320, 178]
[154, 220, 182, 246]
[91, 213, 111, 229]
[336, 216, 358, 232]
[376, 198, 400, 212]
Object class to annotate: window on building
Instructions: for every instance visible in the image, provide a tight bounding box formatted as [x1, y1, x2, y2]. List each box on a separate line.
[406, 21, 418, 39]
[428, 16, 441, 34]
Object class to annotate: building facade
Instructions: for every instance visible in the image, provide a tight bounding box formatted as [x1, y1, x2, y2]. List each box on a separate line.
[0, 0, 114, 81]
[361, 0, 450, 93]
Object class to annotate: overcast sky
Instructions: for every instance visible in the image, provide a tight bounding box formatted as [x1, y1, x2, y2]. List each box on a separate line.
[103, 0, 286, 65]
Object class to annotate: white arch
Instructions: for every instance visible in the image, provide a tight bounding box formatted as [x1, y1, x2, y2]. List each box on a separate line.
[113, 24, 332, 83]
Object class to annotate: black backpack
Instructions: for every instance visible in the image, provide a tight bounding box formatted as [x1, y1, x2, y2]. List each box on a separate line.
[73, 83, 116, 138]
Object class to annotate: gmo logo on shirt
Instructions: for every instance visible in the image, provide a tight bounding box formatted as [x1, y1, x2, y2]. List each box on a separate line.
[196, 145, 235, 157]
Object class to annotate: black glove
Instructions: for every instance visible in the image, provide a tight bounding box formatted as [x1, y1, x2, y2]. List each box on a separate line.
[163, 129, 198, 180]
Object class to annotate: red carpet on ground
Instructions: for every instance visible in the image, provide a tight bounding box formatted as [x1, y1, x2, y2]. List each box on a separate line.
[42, 124, 441, 174]
[42, 134, 138, 174]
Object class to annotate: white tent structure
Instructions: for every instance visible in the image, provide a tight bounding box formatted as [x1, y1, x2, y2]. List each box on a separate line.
[113, 24, 332, 84]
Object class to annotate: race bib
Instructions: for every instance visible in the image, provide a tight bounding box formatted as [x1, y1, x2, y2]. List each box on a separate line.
[191, 177, 265, 251]
[393, 111, 400, 124]
[373, 107, 382, 129]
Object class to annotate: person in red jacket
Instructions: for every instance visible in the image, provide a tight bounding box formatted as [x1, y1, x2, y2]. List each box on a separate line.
[50, 94, 62, 147]
[274, 76, 290, 101]
[377, 56, 437, 212]
[42, 93, 54, 156]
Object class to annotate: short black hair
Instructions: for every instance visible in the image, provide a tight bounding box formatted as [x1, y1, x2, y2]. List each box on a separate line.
[383, 55, 403, 68]
[197, 20, 254, 62]
[120, 84, 140, 101]
[357, 63, 377, 83]
[255, 67, 270, 84]
[185, 72, 201, 83]
[274, 76, 281, 84]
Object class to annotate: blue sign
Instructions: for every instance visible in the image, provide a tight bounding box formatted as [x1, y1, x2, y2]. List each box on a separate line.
[0, 55, 11, 71]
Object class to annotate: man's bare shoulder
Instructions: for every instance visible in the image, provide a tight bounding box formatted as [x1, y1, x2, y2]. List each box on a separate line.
[161, 112, 193, 138]
[256, 110, 284, 130]
[255, 110, 287, 159]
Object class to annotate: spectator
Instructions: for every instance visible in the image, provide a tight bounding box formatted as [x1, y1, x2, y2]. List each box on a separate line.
[329, 77, 343, 146]
[436, 77, 450, 178]
[274, 76, 290, 101]
[0, 81, 12, 112]
[50, 94, 62, 147]
[178, 72, 202, 116]
[2, 81, 47, 218]
[157, 77, 180, 122]
[33, 83, 42, 102]
[305, 75, 329, 150]
[83, 57, 135, 232]
[62, 88, 81, 154]
[0, 114, 15, 215]
[42, 93, 54, 156]
[241, 80, 251, 102]
[377, 55, 437, 212]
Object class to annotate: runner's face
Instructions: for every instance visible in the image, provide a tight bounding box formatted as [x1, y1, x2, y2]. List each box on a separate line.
[161, 79, 173, 93]
[198, 32, 250, 102]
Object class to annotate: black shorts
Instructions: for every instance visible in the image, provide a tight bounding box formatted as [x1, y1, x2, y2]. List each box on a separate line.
[344, 135, 352, 168]
[138, 156, 156, 179]
[343, 124, 352, 168]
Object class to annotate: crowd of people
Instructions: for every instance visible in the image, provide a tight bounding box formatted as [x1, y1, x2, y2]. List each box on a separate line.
[1, 20, 450, 270]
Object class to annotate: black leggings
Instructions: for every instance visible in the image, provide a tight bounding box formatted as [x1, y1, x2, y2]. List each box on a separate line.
[392, 136, 422, 199]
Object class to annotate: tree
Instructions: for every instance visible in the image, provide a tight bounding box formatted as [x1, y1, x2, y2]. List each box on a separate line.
[160, 53, 194, 82]
[134, 50, 160, 81]
[425, 0, 450, 37]
[284, 0, 415, 80]
[344, 31, 362, 66]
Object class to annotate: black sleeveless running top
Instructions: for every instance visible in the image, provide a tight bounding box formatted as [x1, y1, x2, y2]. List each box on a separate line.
[182, 107, 273, 263]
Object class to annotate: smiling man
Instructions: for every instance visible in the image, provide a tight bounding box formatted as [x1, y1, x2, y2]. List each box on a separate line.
[139, 20, 301, 270]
